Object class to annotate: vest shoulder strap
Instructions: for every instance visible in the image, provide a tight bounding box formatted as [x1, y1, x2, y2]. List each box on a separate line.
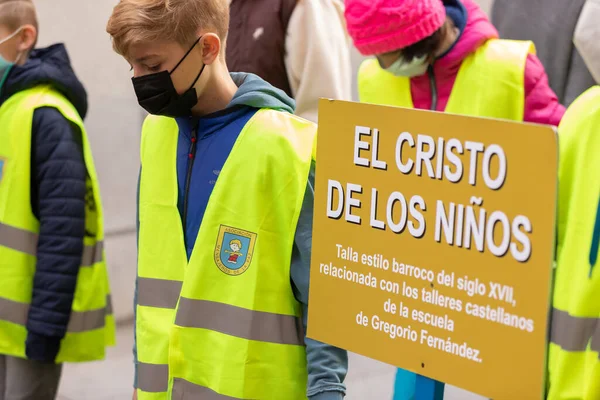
[457, 39, 534, 87]
[559, 86, 600, 139]
[140, 115, 178, 166]
[447, 39, 534, 120]
[248, 109, 316, 163]
[19, 85, 85, 129]
[475, 39, 534, 66]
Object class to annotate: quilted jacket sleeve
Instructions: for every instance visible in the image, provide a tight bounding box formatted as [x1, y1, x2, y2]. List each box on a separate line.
[25, 106, 87, 363]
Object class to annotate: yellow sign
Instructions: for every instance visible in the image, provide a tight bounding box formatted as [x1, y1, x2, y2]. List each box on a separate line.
[307, 100, 557, 400]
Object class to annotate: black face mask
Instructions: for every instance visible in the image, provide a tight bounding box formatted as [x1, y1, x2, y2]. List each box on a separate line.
[132, 36, 205, 117]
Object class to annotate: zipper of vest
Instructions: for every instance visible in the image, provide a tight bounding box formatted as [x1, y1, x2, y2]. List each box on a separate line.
[428, 64, 438, 111]
[182, 127, 198, 235]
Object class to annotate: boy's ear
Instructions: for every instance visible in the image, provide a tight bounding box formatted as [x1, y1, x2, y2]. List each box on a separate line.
[18, 24, 37, 55]
[200, 33, 221, 65]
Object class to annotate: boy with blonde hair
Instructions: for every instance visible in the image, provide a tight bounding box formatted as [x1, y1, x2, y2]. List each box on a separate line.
[0, 1, 114, 399]
[106, 0, 347, 399]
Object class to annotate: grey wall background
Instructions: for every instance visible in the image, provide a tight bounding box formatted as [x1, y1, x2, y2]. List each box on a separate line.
[477, 0, 493, 15]
[34, 0, 493, 322]
[35, 0, 141, 322]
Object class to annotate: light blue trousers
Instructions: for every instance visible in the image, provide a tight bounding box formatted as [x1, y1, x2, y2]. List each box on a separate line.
[393, 368, 416, 400]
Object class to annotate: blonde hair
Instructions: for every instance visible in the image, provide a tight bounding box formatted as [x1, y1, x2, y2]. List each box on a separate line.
[0, 0, 38, 32]
[230, 239, 242, 248]
[106, 0, 229, 58]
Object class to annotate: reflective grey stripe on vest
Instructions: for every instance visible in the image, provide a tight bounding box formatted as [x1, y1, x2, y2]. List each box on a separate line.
[135, 278, 182, 393]
[175, 298, 304, 346]
[0, 295, 112, 333]
[593, 321, 600, 355]
[172, 378, 241, 399]
[137, 277, 182, 309]
[137, 367, 243, 397]
[551, 308, 600, 354]
[137, 362, 169, 393]
[0, 222, 103, 266]
[81, 240, 104, 267]
[106, 294, 114, 315]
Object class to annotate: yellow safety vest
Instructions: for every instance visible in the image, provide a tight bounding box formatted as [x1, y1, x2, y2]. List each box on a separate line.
[547, 86, 600, 400]
[136, 109, 314, 399]
[358, 39, 534, 120]
[0, 86, 115, 362]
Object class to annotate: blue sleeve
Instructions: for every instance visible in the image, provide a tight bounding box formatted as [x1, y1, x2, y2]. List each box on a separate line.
[26, 107, 86, 363]
[133, 167, 140, 388]
[290, 162, 348, 400]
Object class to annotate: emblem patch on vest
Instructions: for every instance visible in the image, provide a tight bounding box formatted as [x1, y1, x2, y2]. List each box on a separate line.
[214, 225, 257, 276]
[0, 157, 5, 185]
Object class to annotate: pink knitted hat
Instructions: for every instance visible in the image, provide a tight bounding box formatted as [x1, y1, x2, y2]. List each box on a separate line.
[345, 0, 447, 56]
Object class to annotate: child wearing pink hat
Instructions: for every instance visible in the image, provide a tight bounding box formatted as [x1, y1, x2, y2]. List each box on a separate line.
[345, 0, 564, 125]
[345, 0, 564, 398]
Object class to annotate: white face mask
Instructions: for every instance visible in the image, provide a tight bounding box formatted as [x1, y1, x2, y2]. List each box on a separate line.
[0, 26, 25, 64]
[385, 55, 429, 78]
[574, 0, 600, 83]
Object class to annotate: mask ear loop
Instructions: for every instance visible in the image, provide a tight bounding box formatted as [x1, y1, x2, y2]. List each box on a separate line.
[186, 63, 206, 92]
[169, 36, 203, 75]
[13, 51, 23, 65]
[0, 26, 26, 64]
[0, 26, 24, 46]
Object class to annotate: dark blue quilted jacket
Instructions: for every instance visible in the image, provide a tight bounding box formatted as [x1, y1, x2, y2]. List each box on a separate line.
[0, 44, 88, 363]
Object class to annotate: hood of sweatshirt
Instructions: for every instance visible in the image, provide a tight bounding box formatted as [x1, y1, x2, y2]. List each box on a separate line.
[175, 72, 296, 138]
[229, 72, 295, 113]
[0, 44, 87, 119]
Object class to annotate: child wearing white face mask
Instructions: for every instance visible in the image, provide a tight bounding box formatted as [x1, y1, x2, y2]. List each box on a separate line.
[547, 1, 600, 399]
[0, 1, 114, 399]
[343, 0, 565, 398]
[345, 0, 564, 124]
[0, 26, 25, 86]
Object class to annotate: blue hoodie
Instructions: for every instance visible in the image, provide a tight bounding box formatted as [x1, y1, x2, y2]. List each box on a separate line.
[134, 73, 348, 400]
